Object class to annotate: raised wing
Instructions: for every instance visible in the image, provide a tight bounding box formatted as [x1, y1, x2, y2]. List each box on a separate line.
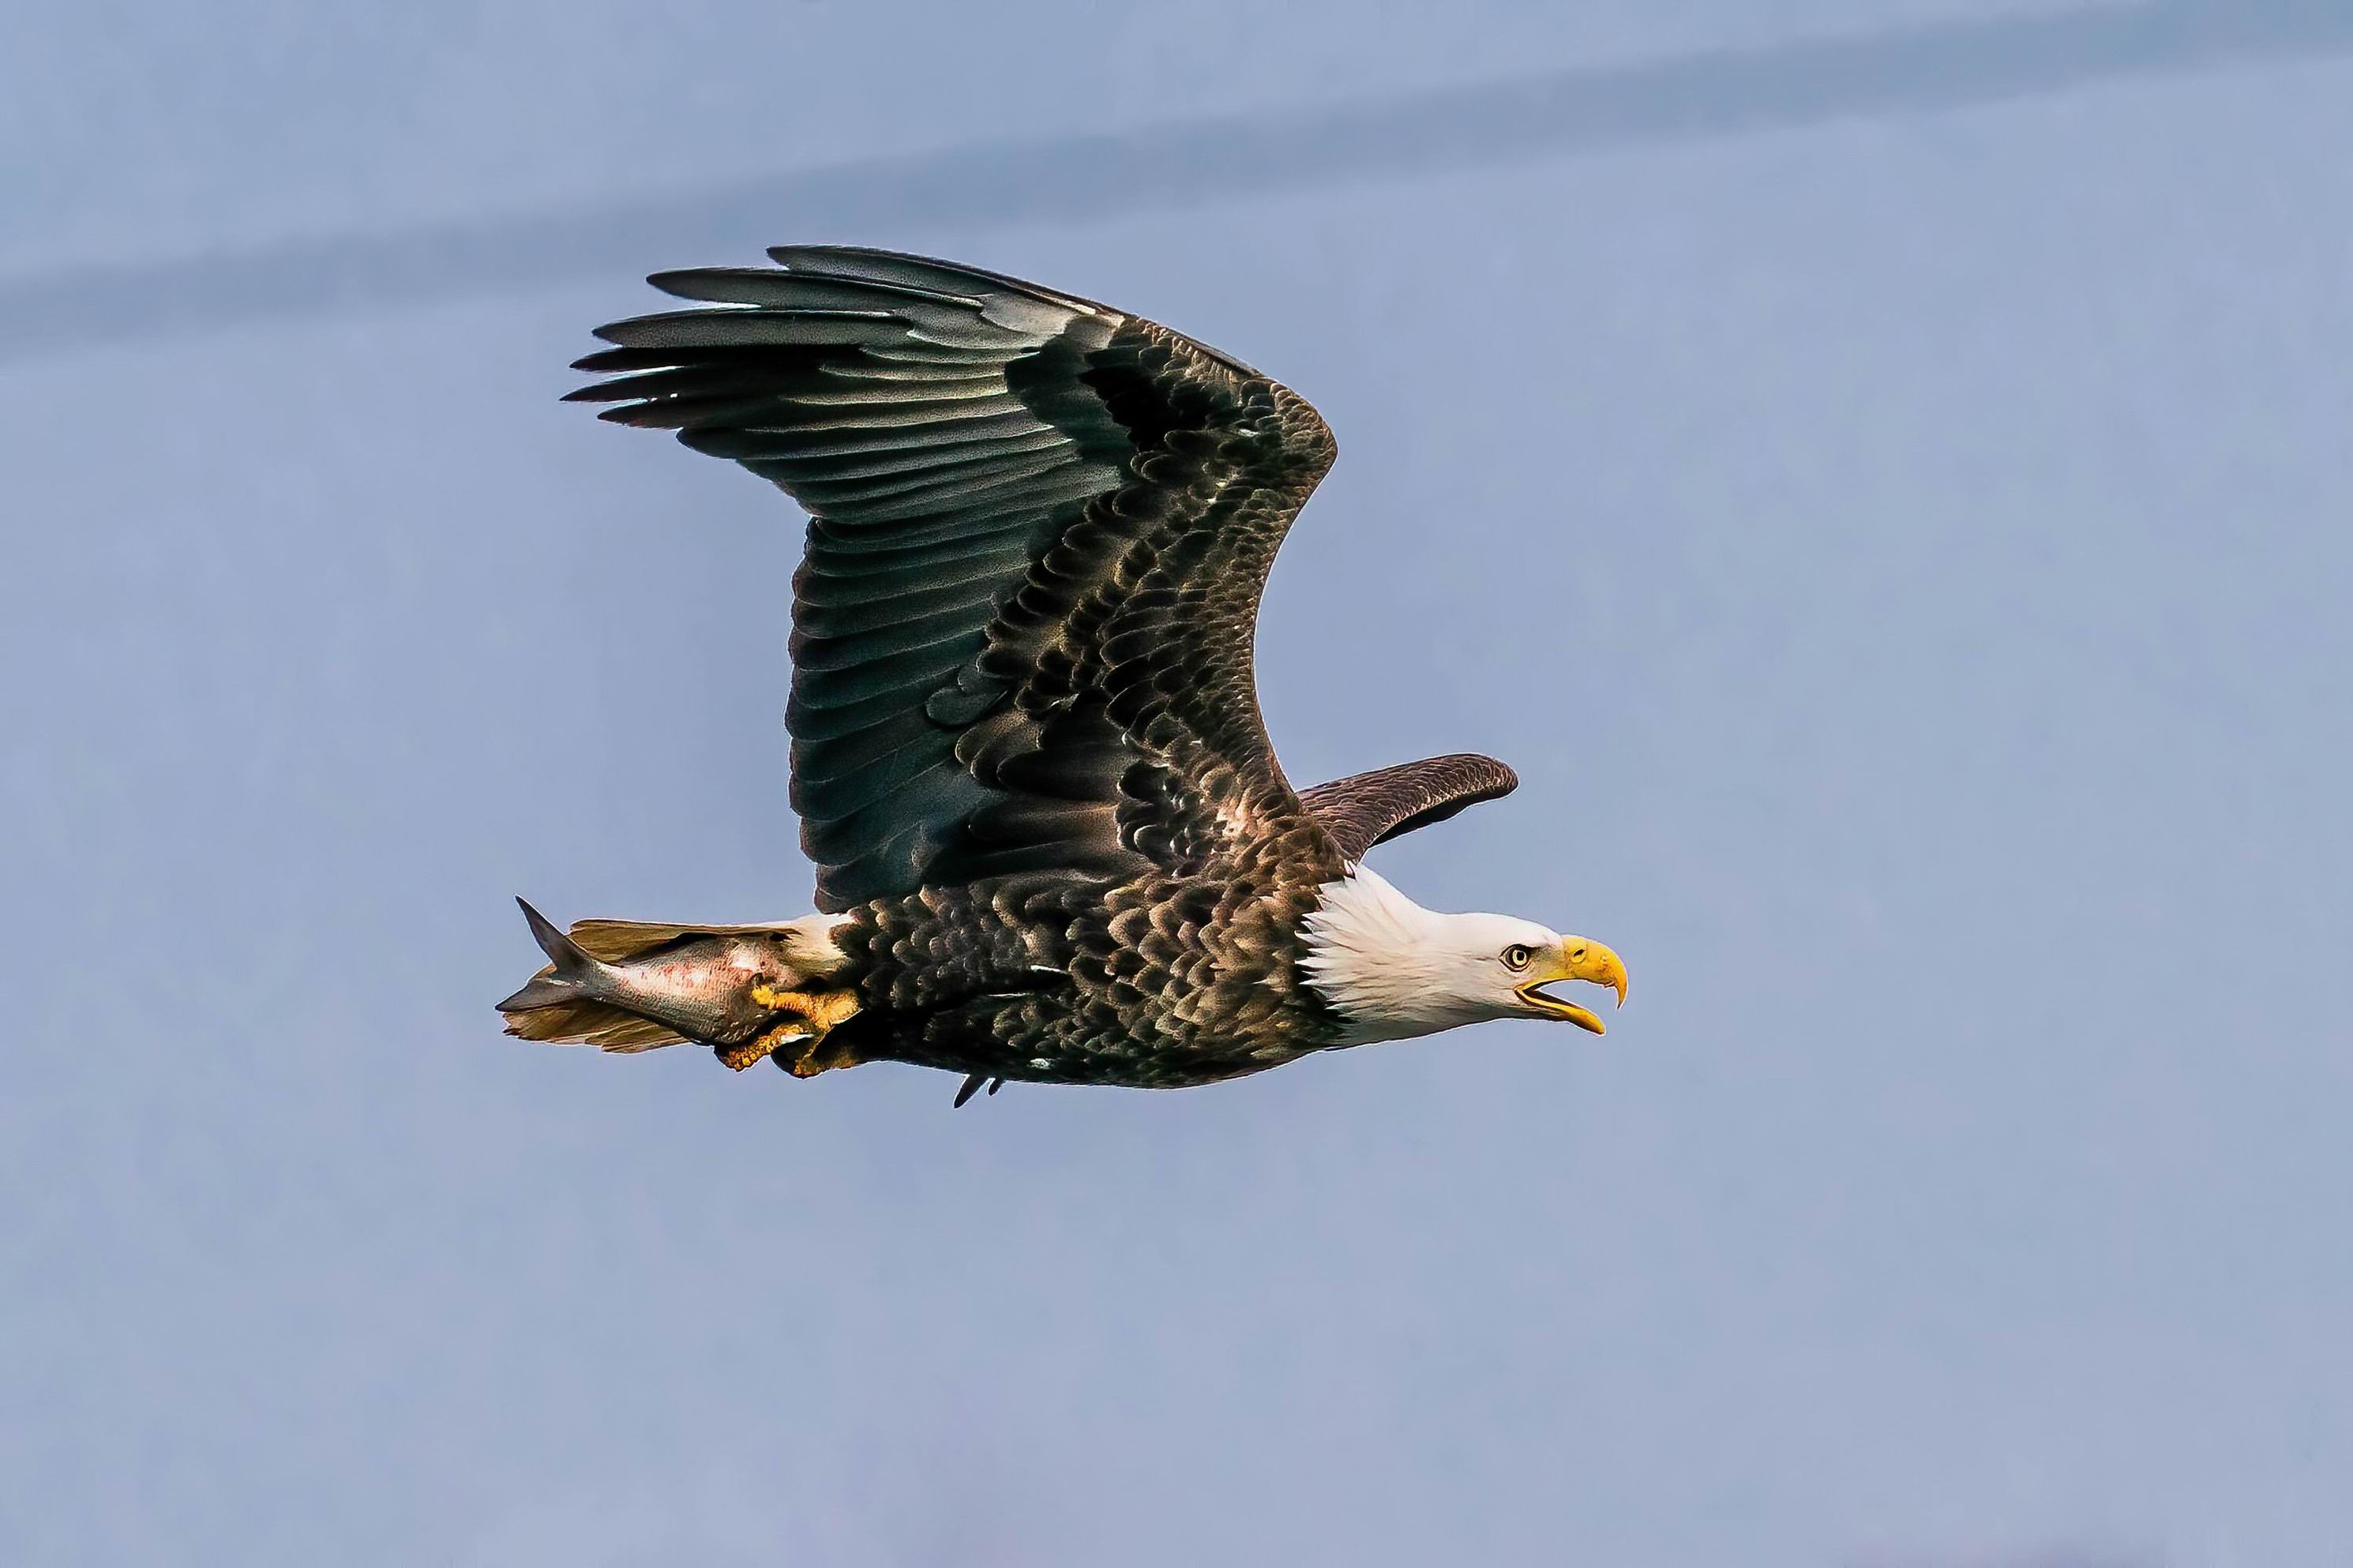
[1298, 754, 1519, 862]
[569, 247, 1340, 910]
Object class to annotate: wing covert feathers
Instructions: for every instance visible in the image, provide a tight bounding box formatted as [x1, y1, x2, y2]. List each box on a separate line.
[1298, 754, 1520, 861]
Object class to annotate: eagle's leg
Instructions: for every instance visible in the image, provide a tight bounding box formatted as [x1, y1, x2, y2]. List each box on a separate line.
[710, 985, 863, 1075]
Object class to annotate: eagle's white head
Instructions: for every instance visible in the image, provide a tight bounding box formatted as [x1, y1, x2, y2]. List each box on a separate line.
[1298, 864, 1627, 1046]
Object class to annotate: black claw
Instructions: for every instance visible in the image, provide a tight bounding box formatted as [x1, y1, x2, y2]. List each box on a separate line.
[986, 1078, 1004, 1096]
[954, 1074, 986, 1108]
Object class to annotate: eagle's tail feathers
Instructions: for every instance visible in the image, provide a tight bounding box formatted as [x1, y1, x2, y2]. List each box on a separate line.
[500, 998, 687, 1052]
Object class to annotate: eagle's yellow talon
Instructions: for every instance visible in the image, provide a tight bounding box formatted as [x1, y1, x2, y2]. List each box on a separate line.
[715, 987, 863, 1075]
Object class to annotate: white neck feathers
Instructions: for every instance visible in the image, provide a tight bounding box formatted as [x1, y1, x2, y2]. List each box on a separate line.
[1298, 865, 1519, 1045]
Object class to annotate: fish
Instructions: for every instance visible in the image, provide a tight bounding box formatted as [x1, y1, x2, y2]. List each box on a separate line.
[497, 898, 858, 1069]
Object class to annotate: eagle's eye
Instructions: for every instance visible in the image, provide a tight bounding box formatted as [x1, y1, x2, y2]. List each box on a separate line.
[1502, 944, 1533, 971]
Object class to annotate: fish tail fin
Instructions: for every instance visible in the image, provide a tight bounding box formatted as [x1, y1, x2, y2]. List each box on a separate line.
[497, 899, 686, 1052]
[497, 897, 604, 1011]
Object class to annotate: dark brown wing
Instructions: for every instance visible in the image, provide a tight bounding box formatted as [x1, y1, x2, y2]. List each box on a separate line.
[569, 246, 1339, 911]
[1298, 754, 1519, 862]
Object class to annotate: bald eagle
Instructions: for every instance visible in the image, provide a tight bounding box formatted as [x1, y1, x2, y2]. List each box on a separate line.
[500, 247, 1626, 1099]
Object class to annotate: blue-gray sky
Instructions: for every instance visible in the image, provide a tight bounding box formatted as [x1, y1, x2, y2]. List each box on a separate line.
[5, 3, 2350, 1564]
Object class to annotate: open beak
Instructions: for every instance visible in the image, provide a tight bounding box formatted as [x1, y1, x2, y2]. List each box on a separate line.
[1514, 938, 1628, 1034]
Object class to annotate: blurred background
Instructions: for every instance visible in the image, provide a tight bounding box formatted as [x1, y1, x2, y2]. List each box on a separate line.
[4, 2, 2349, 1563]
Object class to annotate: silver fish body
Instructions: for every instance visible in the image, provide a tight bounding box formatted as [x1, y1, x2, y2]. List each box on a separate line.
[586, 933, 812, 1045]
[498, 899, 825, 1047]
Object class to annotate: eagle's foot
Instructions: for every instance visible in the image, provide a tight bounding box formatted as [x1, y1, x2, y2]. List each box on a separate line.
[709, 985, 862, 1075]
[715, 1036, 775, 1072]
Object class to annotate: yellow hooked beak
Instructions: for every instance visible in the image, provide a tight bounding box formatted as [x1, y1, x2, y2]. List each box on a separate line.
[1514, 938, 1629, 1034]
